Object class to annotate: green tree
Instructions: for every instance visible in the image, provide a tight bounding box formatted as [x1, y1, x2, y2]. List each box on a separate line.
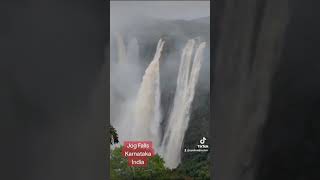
[110, 125, 119, 145]
[176, 153, 210, 179]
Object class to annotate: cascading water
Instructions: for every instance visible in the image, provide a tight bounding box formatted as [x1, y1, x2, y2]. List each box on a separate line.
[127, 38, 140, 64]
[111, 35, 141, 142]
[130, 39, 165, 151]
[115, 32, 127, 63]
[160, 39, 206, 169]
[112, 36, 164, 150]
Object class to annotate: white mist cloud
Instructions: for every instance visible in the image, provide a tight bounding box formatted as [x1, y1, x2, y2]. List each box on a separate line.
[111, 1, 210, 20]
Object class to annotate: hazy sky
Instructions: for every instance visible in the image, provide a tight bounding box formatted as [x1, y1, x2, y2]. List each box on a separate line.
[110, 1, 210, 20]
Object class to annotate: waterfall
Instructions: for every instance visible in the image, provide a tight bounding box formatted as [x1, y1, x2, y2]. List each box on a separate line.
[115, 32, 127, 63]
[112, 36, 206, 168]
[111, 35, 141, 143]
[127, 38, 140, 64]
[160, 39, 206, 168]
[130, 39, 165, 150]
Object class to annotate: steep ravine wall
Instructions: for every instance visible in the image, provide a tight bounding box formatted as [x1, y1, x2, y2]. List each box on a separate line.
[213, 0, 320, 180]
[213, 0, 289, 179]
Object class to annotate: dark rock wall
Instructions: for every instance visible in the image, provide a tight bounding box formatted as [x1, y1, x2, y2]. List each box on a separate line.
[213, 0, 289, 179]
[1, 1, 107, 180]
[214, 0, 320, 179]
[258, 1, 320, 179]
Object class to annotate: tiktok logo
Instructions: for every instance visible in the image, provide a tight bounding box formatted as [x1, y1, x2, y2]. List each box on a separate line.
[184, 136, 209, 153]
[200, 137, 206, 144]
[197, 137, 209, 149]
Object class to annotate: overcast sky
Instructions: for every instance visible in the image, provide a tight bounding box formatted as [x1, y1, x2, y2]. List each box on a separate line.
[110, 1, 210, 21]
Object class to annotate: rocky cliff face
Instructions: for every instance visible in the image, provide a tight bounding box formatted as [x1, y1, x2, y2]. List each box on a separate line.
[213, 0, 320, 179]
[1, 1, 108, 180]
